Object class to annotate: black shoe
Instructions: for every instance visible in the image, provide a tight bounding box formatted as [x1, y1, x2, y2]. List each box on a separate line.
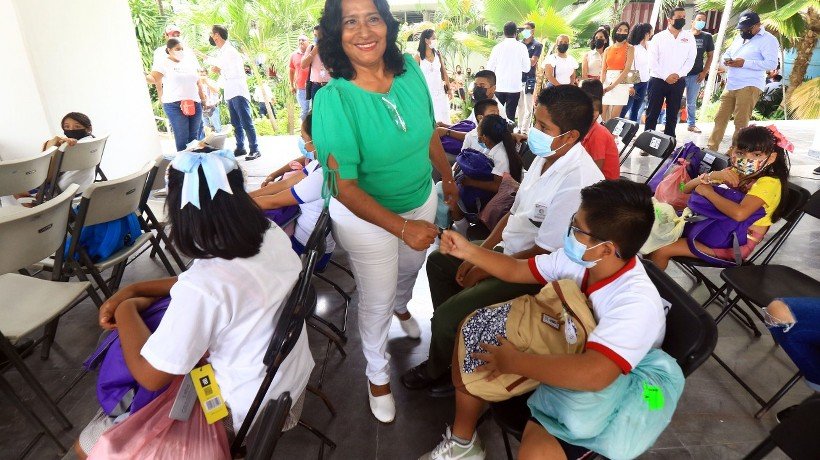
[234, 148, 248, 157]
[814, 166, 820, 176]
[428, 376, 455, 398]
[245, 150, 261, 161]
[776, 405, 799, 423]
[401, 361, 439, 390]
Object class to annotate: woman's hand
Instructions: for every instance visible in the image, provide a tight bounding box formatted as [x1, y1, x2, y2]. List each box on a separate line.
[629, 87, 636, 96]
[474, 335, 519, 381]
[441, 180, 459, 208]
[401, 219, 439, 251]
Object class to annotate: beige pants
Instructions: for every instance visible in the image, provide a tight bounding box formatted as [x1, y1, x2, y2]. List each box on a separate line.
[707, 86, 763, 151]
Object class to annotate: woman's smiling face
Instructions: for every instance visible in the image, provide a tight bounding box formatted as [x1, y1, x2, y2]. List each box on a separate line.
[340, 0, 388, 70]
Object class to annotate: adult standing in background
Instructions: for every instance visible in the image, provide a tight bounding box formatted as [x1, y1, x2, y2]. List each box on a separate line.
[209, 25, 262, 161]
[543, 34, 578, 88]
[582, 28, 608, 80]
[199, 70, 222, 134]
[289, 35, 311, 121]
[645, 7, 696, 137]
[415, 29, 452, 124]
[151, 38, 205, 152]
[312, 0, 458, 424]
[517, 21, 542, 132]
[621, 23, 652, 122]
[706, 11, 779, 151]
[600, 21, 634, 121]
[684, 11, 714, 134]
[152, 24, 181, 73]
[486, 21, 530, 121]
[302, 25, 332, 102]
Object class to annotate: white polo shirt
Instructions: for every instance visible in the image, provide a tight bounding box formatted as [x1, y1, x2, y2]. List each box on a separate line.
[467, 97, 507, 123]
[528, 250, 666, 373]
[290, 160, 336, 253]
[215, 41, 252, 101]
[461, 129, 488, 155]
[142, 227, 314, 429]
[486, 38, 531, 93]
[486, 143, 510, 177]
[154, 56, 201, 103]
[648, 29, 697, 80]
[545, 54, 579, 85]
[501, 142, 604, 255]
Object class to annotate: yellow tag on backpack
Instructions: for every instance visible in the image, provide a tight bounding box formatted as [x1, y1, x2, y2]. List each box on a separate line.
[190, 364, 229, 424]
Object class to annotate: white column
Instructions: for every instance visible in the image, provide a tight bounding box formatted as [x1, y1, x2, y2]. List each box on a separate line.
[0, 0, 162, 178]
[649, 0, 664, 29]
[703, 0, 734, 101]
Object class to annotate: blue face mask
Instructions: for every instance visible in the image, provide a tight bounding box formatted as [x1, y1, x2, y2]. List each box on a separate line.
[522, 29, 532, 40]
[527, 127, 569, 158]
[478, 140, 488, 150]
[298, 138, 314, 160]
[563, 231, 605, 268]
[694, 20, 707, 31]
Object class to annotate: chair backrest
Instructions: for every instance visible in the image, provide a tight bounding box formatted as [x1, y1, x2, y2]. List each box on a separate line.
[642, 259, 718, 377]
[245, 393, 292, 460]
[76, 163, 153, 227]
[633, 131, 675, 159]
[605, 117, 639, 146]
[0, 185, 78, 275]
[57, 135, 108, 172]
[0, 147, 56, 196]
[139, 155, 170, 211]
[699, 149, 730, 175]
[750, 183, 810, 265]
[802, 188, 820, 220]
[303, 207, 331, 260]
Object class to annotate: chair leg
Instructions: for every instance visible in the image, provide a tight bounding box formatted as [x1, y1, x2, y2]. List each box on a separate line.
[500, 426, 514, 460]
[0, 374, 67, 455]
[313, 273, 352, 334]
[328, 259, 354, 278]
[297, 419, 336, 451]
[743, 436, 777, 460]
[309, 314, 348, 346]
[754, 371, 803, 419]
[0, 336, 72, 429]
[40, 317, 60, 361]
[306, 385, 336, 416]
[150, 236, 178, 276]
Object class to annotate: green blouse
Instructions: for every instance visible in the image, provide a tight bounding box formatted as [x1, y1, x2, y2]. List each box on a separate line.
[312, 54, 435, 214]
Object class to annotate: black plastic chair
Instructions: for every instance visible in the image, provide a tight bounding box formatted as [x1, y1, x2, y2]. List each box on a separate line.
[141, 155, 188, 273]
[604, 117, 639, 156]
[619, 130, 675, 167]
[490, 259, 718, 459]
[519, 142, 537, 171]
[245, 392, 292, 460]
[745, 395, 820, 460]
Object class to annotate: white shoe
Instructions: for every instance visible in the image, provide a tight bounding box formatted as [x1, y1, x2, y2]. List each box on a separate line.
[419, 426, 485, 460]
[399, 316, 421, 339]
[368, 384, 396, 423]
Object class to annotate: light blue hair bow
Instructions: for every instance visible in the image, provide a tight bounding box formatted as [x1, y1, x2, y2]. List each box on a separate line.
[170, 150, 238, 209]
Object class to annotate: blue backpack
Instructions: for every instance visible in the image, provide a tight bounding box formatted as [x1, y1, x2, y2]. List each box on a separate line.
[64, 213, 143, 262]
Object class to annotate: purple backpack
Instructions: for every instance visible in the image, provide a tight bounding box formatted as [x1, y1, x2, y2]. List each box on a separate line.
[84, 297, 171, 416]
[441, 120, 477, 156]
[263, 205, 299, 226]
[648, 142, 703, 192]
[455, 148, 495, 216]
[682, 186, 765, 267]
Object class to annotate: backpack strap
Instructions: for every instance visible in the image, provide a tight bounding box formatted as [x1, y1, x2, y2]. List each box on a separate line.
[551, 281, 590, 347]
[684, 221, 739, 268]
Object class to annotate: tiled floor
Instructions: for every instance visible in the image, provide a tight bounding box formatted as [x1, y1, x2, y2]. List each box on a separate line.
[1, 120, 818, 459]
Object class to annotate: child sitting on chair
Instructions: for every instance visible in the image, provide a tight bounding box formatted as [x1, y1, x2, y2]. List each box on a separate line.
[420, 179, 665, 460]
[75, 151, 314, 458]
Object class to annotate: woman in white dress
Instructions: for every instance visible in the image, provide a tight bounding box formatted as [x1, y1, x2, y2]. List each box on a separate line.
[415, 29, 452, 124]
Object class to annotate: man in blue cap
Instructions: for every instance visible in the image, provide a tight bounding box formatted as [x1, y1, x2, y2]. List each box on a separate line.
[707, 10, 780, 151]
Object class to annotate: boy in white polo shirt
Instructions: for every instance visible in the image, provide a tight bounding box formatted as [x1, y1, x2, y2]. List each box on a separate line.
[419, 179, 663, 460]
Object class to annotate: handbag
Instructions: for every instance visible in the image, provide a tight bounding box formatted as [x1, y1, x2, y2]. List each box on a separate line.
[625, 54, 641, 84]
[453, 280, 596, 401]
[88, 377, 231, 460]
[180, 100, 197, 117]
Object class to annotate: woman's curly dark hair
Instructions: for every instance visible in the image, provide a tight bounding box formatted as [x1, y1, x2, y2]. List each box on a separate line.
[318, 0, 405, 80]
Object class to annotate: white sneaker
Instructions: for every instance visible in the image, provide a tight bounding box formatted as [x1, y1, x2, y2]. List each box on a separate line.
[419, 426, 485, 460]
[399, 316, 421, 339]
[367, 383, 396, 424]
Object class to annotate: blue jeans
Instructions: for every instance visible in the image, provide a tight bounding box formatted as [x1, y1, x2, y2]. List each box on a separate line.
[202, 104, 222, 133]
[684, 74, 701, 127]
[620, 81, 648, 122]
[163, 101, 203, 152]
[296, 88, 309, 121]
[767, 297, 820, 390]
[227, 96, 258, 152]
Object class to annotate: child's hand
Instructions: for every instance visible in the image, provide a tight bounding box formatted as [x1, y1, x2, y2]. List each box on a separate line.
[473, 335, 518, 381]
[99, 298, 122, 330]
[712, 168, 740, 187]
[440, 230, 471, 259]
[460, 266, 490, 288]
[455, 260, 474, 284]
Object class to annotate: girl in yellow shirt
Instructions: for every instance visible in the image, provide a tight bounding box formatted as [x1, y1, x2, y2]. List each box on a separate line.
[650, 125, 790, 269]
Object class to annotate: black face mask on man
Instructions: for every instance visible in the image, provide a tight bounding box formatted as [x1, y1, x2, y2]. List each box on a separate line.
[672, 18, 686, 30]
[64, 129, 88, 140]
[209, 36, 216, 46]
[472, 87, 489, 102]
[740, 28, 756, 40]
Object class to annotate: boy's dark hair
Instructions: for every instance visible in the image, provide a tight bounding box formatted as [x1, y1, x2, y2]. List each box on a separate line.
[166, 167, 270, 260]
[772, 74, 783, 82]
[525, 21, 535, 30]
[474, 69, 496, 87]
[536, 85, 594, 140]
[473, 99, 498, 117]
[503, 21, 517, 37]
[695, 11, 707, 18]
[735, 125, 790, 222]
[61, 112, 92, 131]
[670, 6, 686, 17]
[581, 179, 654, 259]
[212, 25, 228, 40]
[579, 79, 604, 114]
[303, 111, 313, 136]
[479, 114, 522, 182]
[166, 38, 181, 52]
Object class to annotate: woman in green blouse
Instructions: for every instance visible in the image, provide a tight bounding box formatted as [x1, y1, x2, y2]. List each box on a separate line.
[313, 0, 458, 423]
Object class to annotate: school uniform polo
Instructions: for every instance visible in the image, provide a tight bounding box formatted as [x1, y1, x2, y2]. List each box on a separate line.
[290, 159, 336, 253]
[461, 129, 489, 155]
[485, 143, 510, 177]
[528, 250, 666, 373]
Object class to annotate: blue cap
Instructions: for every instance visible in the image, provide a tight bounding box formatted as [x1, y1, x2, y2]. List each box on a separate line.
[736, 10, 760, 29]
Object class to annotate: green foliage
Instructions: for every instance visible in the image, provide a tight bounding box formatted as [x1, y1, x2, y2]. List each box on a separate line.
[129, 0, 167, 72]
[696, 0, 816, 45]
[788, 77, 820, 119]
[483, 0, 613, 43]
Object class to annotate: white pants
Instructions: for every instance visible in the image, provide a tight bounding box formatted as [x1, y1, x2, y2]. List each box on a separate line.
[516, 90, 535, 132]
[329, 186, 437, 385]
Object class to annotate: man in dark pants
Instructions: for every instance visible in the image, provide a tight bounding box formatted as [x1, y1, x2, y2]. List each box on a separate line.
[645, 7, 696, 137]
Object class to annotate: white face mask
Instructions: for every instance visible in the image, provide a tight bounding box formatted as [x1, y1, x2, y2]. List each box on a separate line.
[170, 49, 185, 61]
[430, 39, 438, 49]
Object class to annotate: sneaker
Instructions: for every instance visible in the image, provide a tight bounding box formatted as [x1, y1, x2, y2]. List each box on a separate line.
[245, 150, 261, 161]
[234, 147, 248, 157]
[419, 426, 485, 460]
[401, 361, 438, 390]
[399, 315, 421, 339]
[688, 125, 702, 133]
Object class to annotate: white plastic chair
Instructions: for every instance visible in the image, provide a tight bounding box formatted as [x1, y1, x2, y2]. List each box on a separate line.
[0, 185, 88, 454]
[47, 134, 109, 199]
[0, 147, 58, 206]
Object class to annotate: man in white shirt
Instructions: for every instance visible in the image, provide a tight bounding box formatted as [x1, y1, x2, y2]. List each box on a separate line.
[486, 22, 531, 122]
[645, 7, 696, 137]
[209, 25, 261, 161]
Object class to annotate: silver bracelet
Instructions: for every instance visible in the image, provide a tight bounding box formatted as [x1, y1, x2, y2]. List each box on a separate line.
[400, 219, 409, 243]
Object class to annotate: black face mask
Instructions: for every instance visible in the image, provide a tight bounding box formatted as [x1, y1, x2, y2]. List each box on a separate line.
[672, 18, 686, 30]
[472, 87, 488, 102]
[557, 43, 569, 53]
[64, 129, 88, 140]
[740, 28, 755, 40]
[457, 70, 462, 74]
[594, 39, 605, 49]
[209, 36, 216, 46]
[613, 33, 627, 43]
